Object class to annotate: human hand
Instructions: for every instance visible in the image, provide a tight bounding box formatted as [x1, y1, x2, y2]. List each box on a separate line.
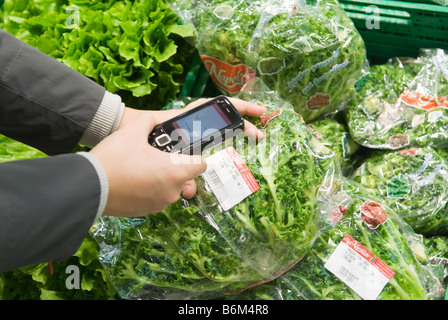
[90, 112, 207, 217]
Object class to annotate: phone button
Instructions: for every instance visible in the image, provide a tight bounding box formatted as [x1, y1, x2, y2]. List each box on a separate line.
[155, 133, 171, 147]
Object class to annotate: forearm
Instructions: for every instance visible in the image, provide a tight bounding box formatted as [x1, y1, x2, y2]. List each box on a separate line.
[0, 153, 107, 272]
[0, 29, 112, 155]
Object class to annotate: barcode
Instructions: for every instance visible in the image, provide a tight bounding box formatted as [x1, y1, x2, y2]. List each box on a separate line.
[338, 266, 359, 285]
[206, 169, 223, 189]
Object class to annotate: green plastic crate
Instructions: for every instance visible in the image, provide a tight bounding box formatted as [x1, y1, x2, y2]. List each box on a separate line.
[339, 0, 448, 63]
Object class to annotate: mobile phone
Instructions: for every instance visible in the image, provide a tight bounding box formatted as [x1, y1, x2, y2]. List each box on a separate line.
[148, 96, 245, 155]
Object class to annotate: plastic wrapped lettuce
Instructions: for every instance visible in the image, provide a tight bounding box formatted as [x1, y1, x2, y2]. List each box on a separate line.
[350, 147, 448, 237]
[230, 178, 445, 300]
[307, 118, 361, 175]
[423, 235, 448, 297]
[167, 0, 368, 123]
[347, 49, 448, 150]
[93, 102, 339, 299]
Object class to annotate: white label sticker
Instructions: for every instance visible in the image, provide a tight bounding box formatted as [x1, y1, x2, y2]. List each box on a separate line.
[202, 147, 259, 211]
[324, 235, 395, 300]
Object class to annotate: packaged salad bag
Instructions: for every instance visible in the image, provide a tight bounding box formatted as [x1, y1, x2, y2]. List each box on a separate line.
[347, 49, 448, 150]
[93, 92, 340, 299]
[227, 178, 445, 300]
[167, 0, 369, 123]
[350, 147, 448, 237]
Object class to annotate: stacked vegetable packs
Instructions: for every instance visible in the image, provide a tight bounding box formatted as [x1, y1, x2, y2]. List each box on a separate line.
[167, 0, 368, 122]
[229, 178, 445, 300]
[93, 100, 339, 299]
[351, 147, 448, 237]
[347, 49, 448, 150]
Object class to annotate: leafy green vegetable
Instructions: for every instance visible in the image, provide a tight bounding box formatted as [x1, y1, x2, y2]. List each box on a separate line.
[346, 49, 448, 150]
[167, 0, 368, 122]
[423, 235, 448, 297]
[307, 118, 361, 175]
[351, 146, 448, 237]
[0, 0, 196, 109]
[230, 178, 444, 300]
[93, 106, 338, 299]
[0, 234, 116, 300]
[0, 134, 47, 161]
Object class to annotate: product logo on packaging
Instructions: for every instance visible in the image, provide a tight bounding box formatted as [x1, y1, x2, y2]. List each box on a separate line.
[200, 55, 256, 93]
[400, 89, 448, 110]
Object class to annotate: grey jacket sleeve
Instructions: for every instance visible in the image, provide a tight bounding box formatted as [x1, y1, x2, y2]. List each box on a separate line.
[0, 153, 105, 272]
[0, 30, 122, 271]
[0, 29, 106, 155]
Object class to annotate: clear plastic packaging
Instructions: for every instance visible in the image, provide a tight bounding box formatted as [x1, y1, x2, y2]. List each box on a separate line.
[346, 49, 448, 150]
[93, 94, 340, 299]
[350, 146, 448, 237]
[228, 178, 445, 300]
[167, 0, 369, 123]
[307, 118, 361, 175]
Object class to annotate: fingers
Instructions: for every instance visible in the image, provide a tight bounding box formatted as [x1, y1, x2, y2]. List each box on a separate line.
[243, 120, 265, 140]
[227, 97, 267, 117]
[181, 180, 198, 199]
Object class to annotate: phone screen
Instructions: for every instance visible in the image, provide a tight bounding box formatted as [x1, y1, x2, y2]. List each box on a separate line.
[172, 102, 231, 143]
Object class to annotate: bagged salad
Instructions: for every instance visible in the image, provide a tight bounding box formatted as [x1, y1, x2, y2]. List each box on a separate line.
[347, 49, 448, 150]
[93, 94, 340, 299]
[350, 146, 448, 237]
[423, 235, 448, 297]
[167, 0, 368, 123]
[307, 118, 361, 175]
[229, 178, 445, 300]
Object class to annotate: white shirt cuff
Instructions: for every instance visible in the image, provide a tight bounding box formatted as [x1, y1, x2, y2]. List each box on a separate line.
[76, 152, 109, 222]
[79, 91, 124, 147]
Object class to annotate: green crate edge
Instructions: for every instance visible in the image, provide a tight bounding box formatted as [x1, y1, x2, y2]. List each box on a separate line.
[340, 0, 448, 63]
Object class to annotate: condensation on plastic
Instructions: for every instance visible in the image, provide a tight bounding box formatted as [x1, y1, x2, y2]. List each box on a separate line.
[166, 0, 369, 123]
[227, 177, 445, 300]
[347, 48, 448, 151]
[92, 91, 341, 300]
[350, 146, 448, 237]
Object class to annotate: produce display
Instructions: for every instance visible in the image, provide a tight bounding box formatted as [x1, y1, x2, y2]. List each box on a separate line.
[93, 103, 339, 299]
[1, 0, 448, 302]
[167, 0, 369, 122]
[230, 178, 445, 300]
[351, 147, 448, 237]
[307, 118, 361, 174]
[0, 0, 196, 109]
[424, 235, 448, 294]
[346, 49, 448, 150]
